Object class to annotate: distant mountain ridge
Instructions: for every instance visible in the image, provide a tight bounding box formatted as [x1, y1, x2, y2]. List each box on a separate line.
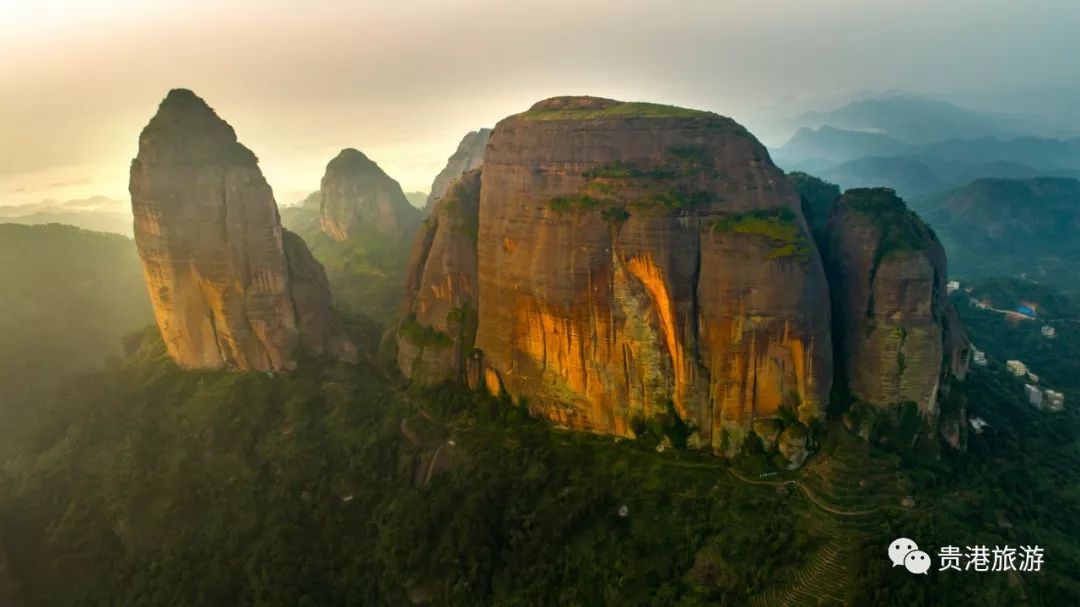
[771, 93, 1080, 200]
[774, 126, 1080, 199]
[786, 94, 1027, 144]
[913, 177, 1080, 289]
[0, 195, 131, 236]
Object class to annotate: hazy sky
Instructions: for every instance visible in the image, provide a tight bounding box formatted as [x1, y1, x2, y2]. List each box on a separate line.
[3, 0, 1079, 206]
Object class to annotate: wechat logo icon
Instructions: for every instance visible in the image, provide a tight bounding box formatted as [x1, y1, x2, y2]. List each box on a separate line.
[889, 538, 930, 575]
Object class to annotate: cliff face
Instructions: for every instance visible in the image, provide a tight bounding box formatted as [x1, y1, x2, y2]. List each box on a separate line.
[826, 188, 968, 429]
[469, 97, 833, 455]
[129, 89, 356, 372]
[396, 96, 969, 459]
[319, 148, 421, 241]
[397, 170, 481, 383]
[425, 129, 490, 214]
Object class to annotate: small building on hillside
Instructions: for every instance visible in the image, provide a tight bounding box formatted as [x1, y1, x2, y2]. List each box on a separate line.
[947, 280, 961, 294]
[1027, 372, 1040, 384]
[1045, 390, 1065, 412]
[1007, 360, 1029, 377]
[969, 417, 990, 434]
[1025, 384, 1044, 408]
[1042, 325, 1057, 339]
[1014, 305, 1037, 319]
[972, 349, 988, 367]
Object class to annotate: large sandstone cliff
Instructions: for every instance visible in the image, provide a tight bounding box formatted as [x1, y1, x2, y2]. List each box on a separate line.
[400, 97, 833, 457]
[397, 170, 482, 384]
[424, 129, 491, 214]
[319, 148, 421, 241]
[826, 188, 968, 442]
[130, 89, 356, 372]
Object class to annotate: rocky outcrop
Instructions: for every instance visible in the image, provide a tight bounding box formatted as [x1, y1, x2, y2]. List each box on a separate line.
[129, 89, 356, 372]
[826, 188, 968, 427]
[424, 129, 490, 214]
[399, 96, 834, 457]
[397, 170, 481, 383]
[319, 148, 421, 241]
[395, 96, 972, 459]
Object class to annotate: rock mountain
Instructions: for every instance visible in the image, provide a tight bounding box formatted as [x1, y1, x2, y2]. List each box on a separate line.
[319, 148, 421, 241]
[424, 129, 490, 214]
[130, 89, 356, 372]
[397, 96, 969, 463]
[826, 188, 969, 446]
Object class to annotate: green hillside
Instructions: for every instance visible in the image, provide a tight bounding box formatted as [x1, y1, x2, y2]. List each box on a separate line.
[917, 178, 1080, 290]
[0, 224, 152, 436]
[0, 326, 1076, 605]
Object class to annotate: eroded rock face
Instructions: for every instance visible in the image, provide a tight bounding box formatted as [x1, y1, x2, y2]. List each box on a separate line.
[397, 170, 481, 383]
[425, 129, 490, 214]
[130, 89, 355, 371]
[471, 96, 833, 454]
[826, 188, 968, 420]
[319, 148, 421, 241]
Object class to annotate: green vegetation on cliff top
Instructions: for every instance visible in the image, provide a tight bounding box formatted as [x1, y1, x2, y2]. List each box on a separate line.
[710, 208, 814, 263]
[843, 187, 932, 262]
[519, 100, 715, 121]
[789, 171, 841, 249]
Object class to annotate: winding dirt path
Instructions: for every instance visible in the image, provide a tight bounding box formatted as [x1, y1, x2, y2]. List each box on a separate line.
[726, 467, 887, 517]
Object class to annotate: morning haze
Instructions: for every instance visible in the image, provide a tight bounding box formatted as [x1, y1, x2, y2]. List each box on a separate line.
[2, 0, 1079, 204]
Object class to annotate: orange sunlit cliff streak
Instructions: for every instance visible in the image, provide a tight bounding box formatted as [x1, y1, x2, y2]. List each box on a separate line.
[395, 96, 835, 466]
[394, 96, 968, 466]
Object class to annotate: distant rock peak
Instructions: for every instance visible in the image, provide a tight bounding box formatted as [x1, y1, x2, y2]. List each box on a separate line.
[424, 129, 491, 214]
[318, 147, 420, 241]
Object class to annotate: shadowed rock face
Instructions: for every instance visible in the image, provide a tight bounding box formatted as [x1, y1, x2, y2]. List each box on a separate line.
[424, 129, 490, 214]
[319, 148, 421, 241]
[397, 169, 481, 383]
[129, 89, 356, 371]
[826, 188, 968, 420]
[467, 96, 832, 454]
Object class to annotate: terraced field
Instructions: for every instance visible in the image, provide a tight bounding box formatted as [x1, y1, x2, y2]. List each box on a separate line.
[745, 426, 912, 606]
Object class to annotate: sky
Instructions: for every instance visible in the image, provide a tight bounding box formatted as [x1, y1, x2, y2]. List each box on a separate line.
[3, 0, 1080, 207]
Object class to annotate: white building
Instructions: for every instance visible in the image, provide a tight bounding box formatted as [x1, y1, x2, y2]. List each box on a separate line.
[1027, 372, 1040, 384]
[972, 349, 988, 367]
[1025, 384, 1044, 408]
[947, 280, 961, 294]
[1045, 390, 1065, 412]
[1006, 360, 1028, 377]
[1042, 325, 1057, 339]
[969, 417, 990, 434]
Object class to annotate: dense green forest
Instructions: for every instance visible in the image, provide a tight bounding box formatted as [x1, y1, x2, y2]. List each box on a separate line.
[0, 222, 1077, 606]
[0, 321, 1077, 605]
[281, 202, 414, 325]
